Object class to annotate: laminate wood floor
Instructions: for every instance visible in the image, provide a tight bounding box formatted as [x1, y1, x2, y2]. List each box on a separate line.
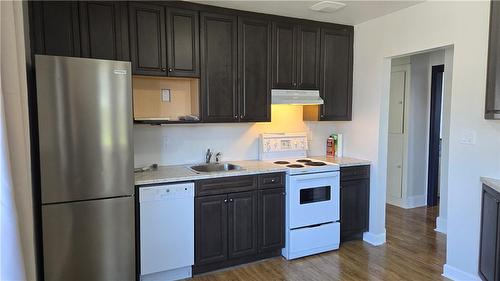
[191, 204, 447, 281]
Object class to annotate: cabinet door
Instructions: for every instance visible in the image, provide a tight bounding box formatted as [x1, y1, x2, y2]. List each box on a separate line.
[258, 188, 285, 252]
[79, 2, 128, 60]
[296, 25, 320, 90]
[479, 187, 500, 281]
[31, 1, 81, 57]
[228, 191, 258, 259]
[272, 22, 297, 89]
[340, 179, 370, 241]
[166, 8, 200, 77]
[195, 194, 228, 265]
[238, 17, 271, 122]
[200, 12, 238, 122]
[319, 28, 353, 120]
[485, 0, 500, 119]
[129, 3, 167, 76]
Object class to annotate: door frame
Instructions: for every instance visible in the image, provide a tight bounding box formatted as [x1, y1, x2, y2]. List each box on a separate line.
[427, 64, 444, 206]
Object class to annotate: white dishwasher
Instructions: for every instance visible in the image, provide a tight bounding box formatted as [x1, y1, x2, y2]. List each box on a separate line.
[139, 182, 194, 281]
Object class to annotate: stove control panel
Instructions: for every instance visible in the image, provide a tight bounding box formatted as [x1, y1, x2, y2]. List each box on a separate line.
[260, 133, 308, 155]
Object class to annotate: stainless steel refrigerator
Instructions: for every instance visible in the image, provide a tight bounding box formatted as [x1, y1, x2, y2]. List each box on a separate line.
[35, 55, 135, 281]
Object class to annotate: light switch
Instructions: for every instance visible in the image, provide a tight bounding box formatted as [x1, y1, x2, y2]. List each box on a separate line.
[161, 89, 171, 102]
[459, 130, 476, 145]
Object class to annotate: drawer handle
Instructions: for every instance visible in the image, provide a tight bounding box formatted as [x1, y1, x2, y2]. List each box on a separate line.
[229, 198, 233, 202]
[224, 199, 228, 203]
[271, 179, 276, 183]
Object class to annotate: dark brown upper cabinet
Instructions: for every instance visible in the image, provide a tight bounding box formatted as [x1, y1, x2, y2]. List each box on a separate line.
[296, 25, 321, 90]
[31, 1, 81, 57]
[129, 3, 199, 77]
[166, 8, 200, 77]
[272, 22, 297, 89]
[304, 27, 353, 121]
[31, 1, 128, 60]
[320, 27, 353, 121]
[238, 17, 272, 122]
[272, 22, 320, 90]
[80, 2, 129, 61]
[129, 3, 167, 76]
[485, 0, 500, 119]
[200, 12, 238, 122]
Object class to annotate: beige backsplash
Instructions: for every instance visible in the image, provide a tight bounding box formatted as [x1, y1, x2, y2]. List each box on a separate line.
[132, 76, 199, 120]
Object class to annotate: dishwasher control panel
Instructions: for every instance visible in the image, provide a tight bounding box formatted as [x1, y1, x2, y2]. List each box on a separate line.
[139, 183, 194, 202]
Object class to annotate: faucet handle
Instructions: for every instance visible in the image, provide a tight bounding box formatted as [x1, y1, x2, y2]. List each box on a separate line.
[205, 148, 213, 163]
[215, 152, 222, 163]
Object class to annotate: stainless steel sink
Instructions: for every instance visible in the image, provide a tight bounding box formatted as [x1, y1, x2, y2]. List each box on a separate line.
[189, 163, 243, 173]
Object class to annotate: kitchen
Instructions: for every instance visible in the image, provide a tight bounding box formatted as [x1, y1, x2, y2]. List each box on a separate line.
[1, 1, 500, 281]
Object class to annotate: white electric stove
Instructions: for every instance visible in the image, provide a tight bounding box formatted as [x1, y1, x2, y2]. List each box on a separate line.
[259, 133, 340, 260]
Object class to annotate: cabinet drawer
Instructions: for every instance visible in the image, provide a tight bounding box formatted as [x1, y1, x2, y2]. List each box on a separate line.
[196, 175, 257, 196]
[340, 165, 370, 182]
[258, 173, 284, 189]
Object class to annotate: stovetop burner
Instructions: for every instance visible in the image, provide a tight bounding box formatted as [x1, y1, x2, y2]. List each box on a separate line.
[296, 159, 312, 163]
[305, 161, 327, 166]
[287, 164, 304, 168]
[274, 161, 290, 165]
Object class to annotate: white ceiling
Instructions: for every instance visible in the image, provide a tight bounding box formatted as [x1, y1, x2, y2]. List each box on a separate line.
[188, 0, 423, 25]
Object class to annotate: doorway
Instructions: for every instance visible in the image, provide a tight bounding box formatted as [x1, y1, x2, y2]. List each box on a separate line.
[386, 49, 447, 210]
[427, 65, 444, 207]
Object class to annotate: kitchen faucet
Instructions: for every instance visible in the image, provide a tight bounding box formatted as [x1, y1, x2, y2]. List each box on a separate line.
[205, 149, 213, 163]
[215, 152, 222, 164]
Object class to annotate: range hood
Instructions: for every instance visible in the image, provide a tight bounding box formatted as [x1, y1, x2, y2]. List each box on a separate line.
[271, 89, 324, 105]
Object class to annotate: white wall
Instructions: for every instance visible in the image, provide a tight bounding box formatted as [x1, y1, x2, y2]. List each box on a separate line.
[347, 1, 500, 279]
[408, 53, 430, 199]
[0, 1, 36, 280]
[134, 105, 340, 166]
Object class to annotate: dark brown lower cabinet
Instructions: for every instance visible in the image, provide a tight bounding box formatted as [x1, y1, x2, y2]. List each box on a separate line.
[258, 188, 285, 252]
[228, 191, 258, 259]
[340, 165, 370, 242]
[195, 194, 228, 266]
[479, 184, 500, 281]
[194, 174, 285, 274]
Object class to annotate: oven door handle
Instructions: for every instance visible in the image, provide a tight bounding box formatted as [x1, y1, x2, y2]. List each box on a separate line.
[291, 171, 339, 181]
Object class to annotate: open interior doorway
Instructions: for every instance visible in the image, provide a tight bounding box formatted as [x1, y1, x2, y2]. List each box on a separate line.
[385, 48, 451, 233]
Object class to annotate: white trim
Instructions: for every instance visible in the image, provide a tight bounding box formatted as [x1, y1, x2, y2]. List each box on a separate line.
[442, 264, 481, 281]
[435, 216, 447, 234]
[363, 231, 386, 246]
[386, 195, 426, 209]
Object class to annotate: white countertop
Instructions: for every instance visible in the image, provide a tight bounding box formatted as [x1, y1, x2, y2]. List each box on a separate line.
[135, 156, 371, 186]
[481, 177, 500, 193]
[310, 156, 371, 167]
[135, 160, 287, 186]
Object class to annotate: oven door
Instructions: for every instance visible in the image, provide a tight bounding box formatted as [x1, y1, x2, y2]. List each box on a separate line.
[289, 171, 339, 229]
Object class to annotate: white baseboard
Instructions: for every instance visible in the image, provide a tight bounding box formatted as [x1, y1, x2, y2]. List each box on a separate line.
[386, 195, 426, 209]
[442, 264, 481, 281]
[363, 231, 386, 246]
[435, 216, 447, 234]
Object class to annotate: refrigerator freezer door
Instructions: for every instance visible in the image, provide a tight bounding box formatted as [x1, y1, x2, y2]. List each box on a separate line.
[35, 55, 133, 203]
[42, 196, 135, 281]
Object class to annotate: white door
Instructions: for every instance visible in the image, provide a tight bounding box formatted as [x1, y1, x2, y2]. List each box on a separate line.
[387, 64, 409, 202]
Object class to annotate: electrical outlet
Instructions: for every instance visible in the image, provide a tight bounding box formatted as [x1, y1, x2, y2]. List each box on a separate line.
[161, 89, 171, 102]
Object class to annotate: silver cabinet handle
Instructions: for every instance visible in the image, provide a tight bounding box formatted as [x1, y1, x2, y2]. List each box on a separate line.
[224, 199, 228, 203]
[229, 198, 233, 202]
